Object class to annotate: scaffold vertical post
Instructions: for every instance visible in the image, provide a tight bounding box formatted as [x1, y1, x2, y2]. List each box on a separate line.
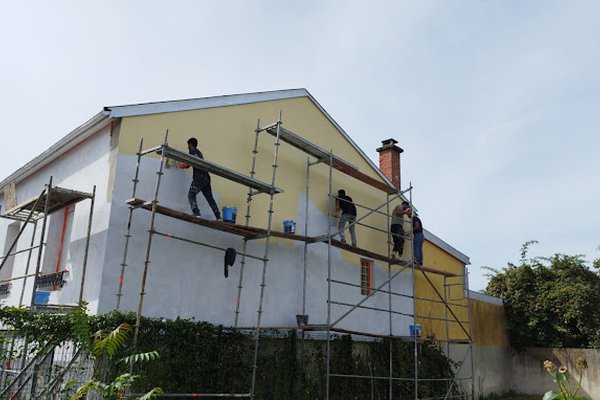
[387, 192, 393, 399]
[132, 130, 168, 363]
[409, 182, 418, 400]
[302, 157, 310, 322]
[250, 112, 282, 398]
[444, 275, 451, 396]
[465, 268, 475, 399]
[116, 138, 144, 310]
[18, 220, 38, 307]
[234, 120, 261, 327]
[325, 149, 333, 400]
[79, 184, 96, 304]
[29, 176, 53, 309]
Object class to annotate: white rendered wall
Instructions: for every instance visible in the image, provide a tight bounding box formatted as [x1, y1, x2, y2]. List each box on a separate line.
[0, 127, 114, 313]
[99, 155, 414, 336]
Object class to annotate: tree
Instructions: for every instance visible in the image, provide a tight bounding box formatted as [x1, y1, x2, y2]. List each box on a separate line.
[484, 241, 600, 348]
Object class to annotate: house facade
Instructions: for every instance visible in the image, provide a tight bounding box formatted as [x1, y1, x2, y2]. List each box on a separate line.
[0, 89, 470, 339]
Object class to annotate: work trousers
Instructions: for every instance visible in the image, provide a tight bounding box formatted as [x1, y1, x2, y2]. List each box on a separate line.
[390, 224, 404, 255]
[188, 181, 220, 218]
[338, 214, 357, 246]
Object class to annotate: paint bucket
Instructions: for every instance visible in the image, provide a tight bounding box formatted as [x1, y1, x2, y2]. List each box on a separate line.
[283, 220, 296, 234]
[409, 324, 421, 338]
[34, 291, 50, 305]
[222, 207, 237, 223]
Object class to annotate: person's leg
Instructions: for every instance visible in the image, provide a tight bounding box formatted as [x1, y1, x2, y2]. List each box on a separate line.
[348, 215, 357, 246]
[188, 182, 200, 215]
[391, 224, 401, 253]
[414, 232, 424, 265]
[200, 183, 221, 220]
[338, 215, 347, 242]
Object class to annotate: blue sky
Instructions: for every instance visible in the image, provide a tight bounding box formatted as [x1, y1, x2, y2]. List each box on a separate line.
[1, 1, 598, 290]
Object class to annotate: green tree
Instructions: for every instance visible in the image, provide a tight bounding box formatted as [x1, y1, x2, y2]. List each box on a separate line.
[484, 242, 600, 348]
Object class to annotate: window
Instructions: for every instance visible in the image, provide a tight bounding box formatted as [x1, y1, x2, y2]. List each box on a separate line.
[360, 258, 373, 295]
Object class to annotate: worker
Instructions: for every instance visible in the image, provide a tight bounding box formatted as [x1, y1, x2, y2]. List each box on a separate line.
[179, 137, 221, 220]
[335, 189, 357, 246]
[402, 201, 423, 265]
[390, 204, 408, 259]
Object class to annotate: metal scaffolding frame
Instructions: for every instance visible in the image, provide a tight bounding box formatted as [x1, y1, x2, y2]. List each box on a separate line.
[0, 177, 96, 399]
[0, 177, 96, 308]
[117, 114, 474, 399]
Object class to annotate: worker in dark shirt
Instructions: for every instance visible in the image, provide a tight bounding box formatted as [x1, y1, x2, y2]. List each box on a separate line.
[335, 189, 357, 246]
[179, 137, 221, 220]
[402, 201, 423, 265]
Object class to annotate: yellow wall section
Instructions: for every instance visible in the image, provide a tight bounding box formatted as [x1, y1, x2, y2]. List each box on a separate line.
[415, 242, 469, 341]
[117, 96, 470, 339]
[470, 300, 509, 346]
[117, 97, 396, 263]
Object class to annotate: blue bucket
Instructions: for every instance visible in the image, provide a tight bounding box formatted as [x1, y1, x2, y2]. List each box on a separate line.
[283, 220, 296, 234]
[222, 207, 237, 223]
[409, 324, 421, 338]
[35, 291, 50, 305]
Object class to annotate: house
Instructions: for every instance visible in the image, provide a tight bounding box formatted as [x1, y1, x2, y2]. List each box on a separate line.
[0, 89, 470, 340]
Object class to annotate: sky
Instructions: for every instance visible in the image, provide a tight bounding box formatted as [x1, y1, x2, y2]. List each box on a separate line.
[0, 1, 598, 291]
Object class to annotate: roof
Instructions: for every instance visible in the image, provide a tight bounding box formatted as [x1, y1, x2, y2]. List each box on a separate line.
[0, 88, 470, 265]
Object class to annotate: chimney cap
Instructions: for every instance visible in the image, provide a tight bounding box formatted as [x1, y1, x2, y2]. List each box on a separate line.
[376, 138, 404, 153]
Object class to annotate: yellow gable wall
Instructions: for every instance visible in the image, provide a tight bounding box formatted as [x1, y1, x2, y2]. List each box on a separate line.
[116, 96, 469, 339]
[116, 97, 395, 263]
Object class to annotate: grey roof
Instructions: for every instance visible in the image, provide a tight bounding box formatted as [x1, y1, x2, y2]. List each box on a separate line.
[1, 88, 470, 265]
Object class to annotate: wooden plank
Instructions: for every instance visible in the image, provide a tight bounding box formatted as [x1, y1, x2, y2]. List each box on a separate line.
[127, 198, 457, 277]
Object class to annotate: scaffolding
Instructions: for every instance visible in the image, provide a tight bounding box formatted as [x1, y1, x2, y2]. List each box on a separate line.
[0, 177, 96, 399]
[118, 114, 474, 399]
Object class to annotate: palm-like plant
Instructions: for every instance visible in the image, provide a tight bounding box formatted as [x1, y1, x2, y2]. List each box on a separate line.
[64, 323, 162, 400]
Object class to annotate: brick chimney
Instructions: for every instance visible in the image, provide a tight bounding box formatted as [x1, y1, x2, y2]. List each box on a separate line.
[376, 138, 404, 189]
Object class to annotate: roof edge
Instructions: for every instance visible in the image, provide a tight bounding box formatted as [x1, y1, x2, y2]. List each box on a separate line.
[468, 290, 503, 306]
[105, 88, 310, 118]
[0, 111, 111, 191]
[424, 229, 471, 265]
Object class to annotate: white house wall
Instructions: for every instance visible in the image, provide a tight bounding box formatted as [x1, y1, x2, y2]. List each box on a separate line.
[0, 127, 114, 313]
[99, 155, 414, 336]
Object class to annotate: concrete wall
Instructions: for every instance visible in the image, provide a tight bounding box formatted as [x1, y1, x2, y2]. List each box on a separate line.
[0, 125, 115, 313]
